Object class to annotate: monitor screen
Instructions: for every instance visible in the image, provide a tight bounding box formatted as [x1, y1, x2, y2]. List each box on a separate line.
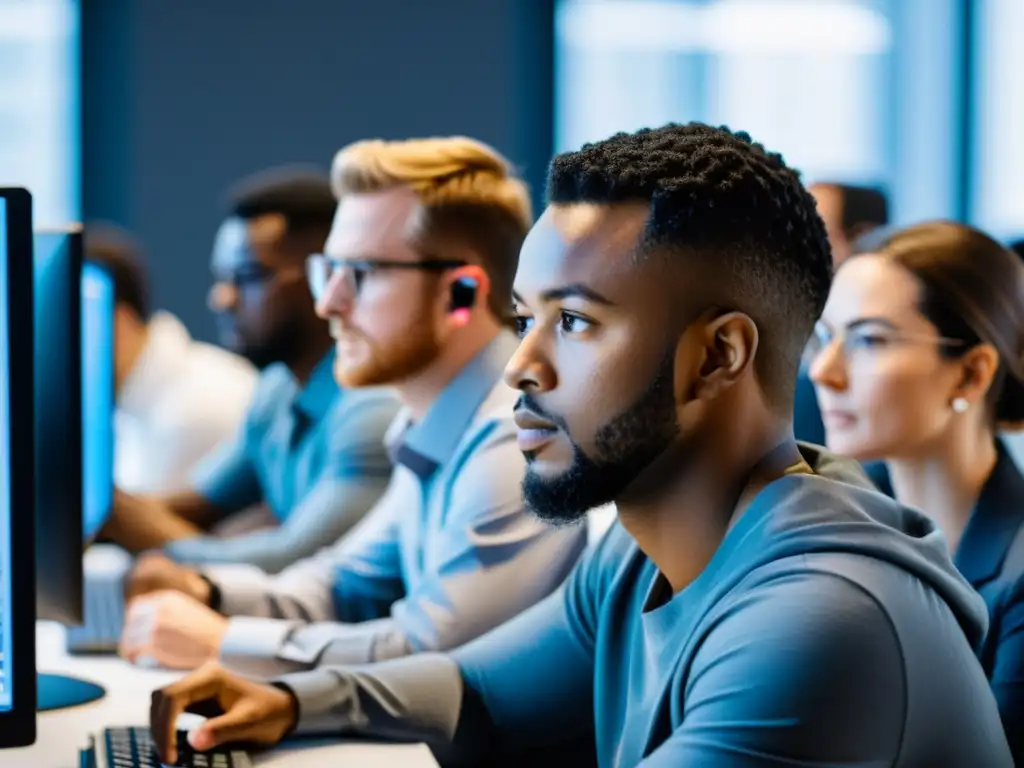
[81, 263, 114, 540]
[0, 198, 11, 713]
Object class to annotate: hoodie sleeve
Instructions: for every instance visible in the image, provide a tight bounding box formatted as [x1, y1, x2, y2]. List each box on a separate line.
[271, 525, 626, 765]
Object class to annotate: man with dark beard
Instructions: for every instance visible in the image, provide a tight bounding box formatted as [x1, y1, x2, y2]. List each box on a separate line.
[101, 169, 400, 572]
[147, 126, 1012, 767]
[117, 137, 586, 679]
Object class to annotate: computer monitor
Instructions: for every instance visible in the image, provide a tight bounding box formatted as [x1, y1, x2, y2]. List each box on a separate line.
[81, 262, 115, 541]
[33, 228, 84, 625]
[0, 188, 38, 748]
[33, 227, 106, 712]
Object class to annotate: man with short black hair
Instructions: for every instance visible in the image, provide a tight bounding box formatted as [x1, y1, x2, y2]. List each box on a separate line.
[150, 125, 1010, 767]
[102, 168, 399, 572]
[85, 224, 257, 495]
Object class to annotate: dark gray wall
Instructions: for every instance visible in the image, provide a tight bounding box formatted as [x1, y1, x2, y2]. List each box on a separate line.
[82, 0, 554, 342]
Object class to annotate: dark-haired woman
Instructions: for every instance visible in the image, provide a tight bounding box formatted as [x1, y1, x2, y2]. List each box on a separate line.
[809, 220, 1024, 762]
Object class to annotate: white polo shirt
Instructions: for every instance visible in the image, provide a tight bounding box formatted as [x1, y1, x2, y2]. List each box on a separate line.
[115, 311, 257, 495]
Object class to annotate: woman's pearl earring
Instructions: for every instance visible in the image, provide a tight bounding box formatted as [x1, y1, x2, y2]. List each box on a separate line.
[952, 397, 970, 414]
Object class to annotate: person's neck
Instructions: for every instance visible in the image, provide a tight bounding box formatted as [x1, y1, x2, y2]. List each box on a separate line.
[395, 321, 502, 420]
[285, 330, 333, 386]
[617, 408, 803, 597]
[886, 428, 997, 553]
[116, 318, 151, 395]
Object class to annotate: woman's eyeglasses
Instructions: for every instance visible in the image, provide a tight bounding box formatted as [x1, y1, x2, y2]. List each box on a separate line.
[806, 322, 965, 368]
[306, 254, 467, 301]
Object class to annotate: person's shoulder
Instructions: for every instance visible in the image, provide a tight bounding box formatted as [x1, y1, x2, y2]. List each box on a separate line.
[448, 403, 522, 484]
[990, 521, 1024, 616]
[460, 380, 519, 445]
[331, 385, 401, 419]
[973, 446, 1024, 607]
[148, 348, 257, 427]
[723, 548, 985, 685]
[186, 346, 255, 386]
[715, 559, 1009, 764]
[999, 515, 1024, 586]
[151, 313, 255, 388]
[697, 564, 907, 688]
[324, 386, 402, 450]
[242, 362, 296, 414]
[184, 341, 258, 385]
[726, 559, 900, 624]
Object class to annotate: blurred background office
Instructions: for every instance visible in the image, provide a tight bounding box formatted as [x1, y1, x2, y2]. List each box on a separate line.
[0, 0, 1021, 393]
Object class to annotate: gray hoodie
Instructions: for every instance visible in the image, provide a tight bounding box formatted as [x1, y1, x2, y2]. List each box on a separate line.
[275, 445, 1012, 767]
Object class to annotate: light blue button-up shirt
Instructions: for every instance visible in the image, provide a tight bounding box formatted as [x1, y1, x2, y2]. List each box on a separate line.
[164, 350, 400, 573]
[206, 333, 587, 675]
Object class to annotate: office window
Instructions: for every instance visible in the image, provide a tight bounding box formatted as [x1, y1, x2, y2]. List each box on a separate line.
[556, 0, 963, 224]
[0, 0, 79, 228]
[971, 0, 1024, 240]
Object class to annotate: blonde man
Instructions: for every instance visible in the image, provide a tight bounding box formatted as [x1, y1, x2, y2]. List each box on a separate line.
[119, 137, 587, 681]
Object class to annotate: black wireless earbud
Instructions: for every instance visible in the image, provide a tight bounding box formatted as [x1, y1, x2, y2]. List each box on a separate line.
[449, 276, 478, 313]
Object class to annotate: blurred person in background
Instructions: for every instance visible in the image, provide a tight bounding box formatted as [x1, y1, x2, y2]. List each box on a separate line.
[117, 136, 586, 677]
[810, 221, 1024, 761]
[85, 225, 257, 495]
[809, 182, 890, 267]
[101, 169, 399, 572]
[795, 183, 891, 446]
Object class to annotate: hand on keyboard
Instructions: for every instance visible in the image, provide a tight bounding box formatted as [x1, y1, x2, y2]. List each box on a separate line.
[150, 662, 297, 765]
[125, 553, 210, 604]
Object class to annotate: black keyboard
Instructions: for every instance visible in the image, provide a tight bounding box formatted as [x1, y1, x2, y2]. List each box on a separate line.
[98, 726, 252, 768]
[66, 573, 124, 654]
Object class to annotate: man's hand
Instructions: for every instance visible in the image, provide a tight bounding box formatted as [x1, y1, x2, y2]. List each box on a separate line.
[125, 552, 211, 604]
[150, 662, 297, 765]
[120, 590, 228, 670]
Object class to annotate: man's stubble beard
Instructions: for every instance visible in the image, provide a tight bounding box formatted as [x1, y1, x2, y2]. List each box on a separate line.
[333, 309, 442, 388]
[523, 354, 681, 525]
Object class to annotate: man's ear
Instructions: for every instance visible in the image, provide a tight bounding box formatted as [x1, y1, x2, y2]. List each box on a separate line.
[439, 265, 491, 330]
[692, 311, 759, 401]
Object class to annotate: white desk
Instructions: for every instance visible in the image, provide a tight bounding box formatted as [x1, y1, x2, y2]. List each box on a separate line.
[5, 622, 438, 767]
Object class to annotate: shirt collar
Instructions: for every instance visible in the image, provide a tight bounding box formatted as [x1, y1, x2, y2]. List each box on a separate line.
[954, 440, 1024, 586]
[118, 311, 193, 418]
[292, 349, 340, 421]
[389, 331, 519, 480]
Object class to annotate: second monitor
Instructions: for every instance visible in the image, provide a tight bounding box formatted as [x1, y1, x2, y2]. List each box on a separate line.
[34, 228, 118, 711]
[33, 228, 83, 626]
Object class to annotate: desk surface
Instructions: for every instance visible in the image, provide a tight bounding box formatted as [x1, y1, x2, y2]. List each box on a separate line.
[5, 622, 438, 767]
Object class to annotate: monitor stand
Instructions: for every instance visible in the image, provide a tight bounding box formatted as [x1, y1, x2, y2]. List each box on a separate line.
[37, 672, 106, 711]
